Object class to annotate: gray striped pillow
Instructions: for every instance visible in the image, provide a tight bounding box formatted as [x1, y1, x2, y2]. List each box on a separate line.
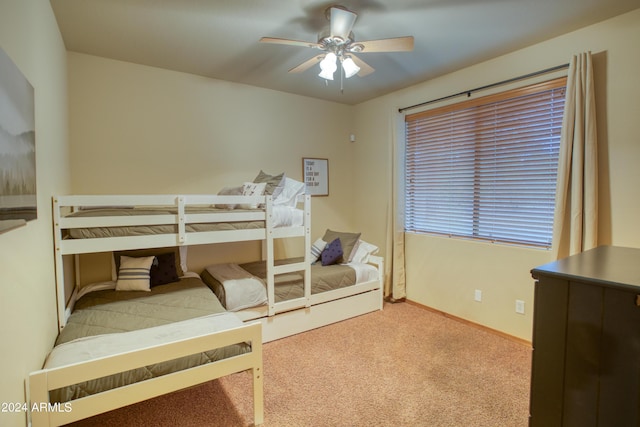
[116, 255, 155, 291]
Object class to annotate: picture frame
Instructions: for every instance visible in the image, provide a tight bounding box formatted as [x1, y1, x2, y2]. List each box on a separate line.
[302, 158, 329, 196]
[0, 47, 37, 234]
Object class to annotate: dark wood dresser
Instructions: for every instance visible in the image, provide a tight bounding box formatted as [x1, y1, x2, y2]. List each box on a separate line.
[529, 245, 640, 427]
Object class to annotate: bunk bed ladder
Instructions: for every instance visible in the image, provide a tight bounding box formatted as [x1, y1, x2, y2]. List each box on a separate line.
[265, 195, 312, 317]
[302, 195, 311, 305]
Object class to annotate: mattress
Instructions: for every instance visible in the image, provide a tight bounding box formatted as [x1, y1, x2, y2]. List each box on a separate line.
[64, 206, 302, 239]
[48, 277, 250, 402]
[65, 207, 263, 239]
[201, 258, 360, 309]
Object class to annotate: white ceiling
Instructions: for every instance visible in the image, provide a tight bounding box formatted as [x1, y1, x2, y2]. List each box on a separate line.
[51, 0, 639, 105]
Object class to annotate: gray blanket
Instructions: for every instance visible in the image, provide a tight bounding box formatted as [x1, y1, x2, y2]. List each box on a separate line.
[201, 258, 356, 309]
[51, 277, 250, 402]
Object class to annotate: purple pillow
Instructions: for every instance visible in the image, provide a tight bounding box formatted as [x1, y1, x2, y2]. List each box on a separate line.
[321, 238, 343, 266]
[150, 252, 180, 286]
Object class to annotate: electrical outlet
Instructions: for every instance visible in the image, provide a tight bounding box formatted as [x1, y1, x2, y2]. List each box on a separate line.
[515, 299, 525, 314]
[474, 289, 482, 302]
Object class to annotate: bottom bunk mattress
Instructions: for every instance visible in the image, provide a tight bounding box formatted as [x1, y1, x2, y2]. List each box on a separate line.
[47, 276, 251, 403]
[201, 258, 379, 311]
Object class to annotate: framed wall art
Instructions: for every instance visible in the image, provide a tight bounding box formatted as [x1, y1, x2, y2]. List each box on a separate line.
[302, 158, 328, 196]
[0, 47, 36, 233]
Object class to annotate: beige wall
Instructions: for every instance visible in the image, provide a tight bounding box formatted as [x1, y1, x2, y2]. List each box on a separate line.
[67, 53, 359, 274]
[354, 8, 640, 341]
[0, 1, 69, 426]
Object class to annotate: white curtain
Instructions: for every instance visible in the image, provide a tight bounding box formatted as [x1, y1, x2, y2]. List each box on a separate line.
[552, 52, 598, 258]
[385, 112, 406, 301]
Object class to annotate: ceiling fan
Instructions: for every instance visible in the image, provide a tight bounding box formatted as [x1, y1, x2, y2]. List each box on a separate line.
[260, 5, 414, 82]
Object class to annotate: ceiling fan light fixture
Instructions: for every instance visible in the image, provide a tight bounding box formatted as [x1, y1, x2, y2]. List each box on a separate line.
[261, 5, 413, 88]
[341, 56, 360, 78]
[318, 52, 337, 80]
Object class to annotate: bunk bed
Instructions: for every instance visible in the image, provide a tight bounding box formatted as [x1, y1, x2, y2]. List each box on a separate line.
[29, 185, 383, 424]
[29, 193, 295, 426]
[50, 190, 383, 341]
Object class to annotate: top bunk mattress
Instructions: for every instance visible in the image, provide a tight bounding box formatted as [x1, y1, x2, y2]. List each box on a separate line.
[63, 206, 302, 240]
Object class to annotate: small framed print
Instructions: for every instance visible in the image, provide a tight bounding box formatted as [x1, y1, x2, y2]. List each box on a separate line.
[302, 158, 329, 196]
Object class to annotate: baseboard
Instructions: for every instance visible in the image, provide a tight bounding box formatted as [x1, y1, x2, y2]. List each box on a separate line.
[405, 299, 532, 347]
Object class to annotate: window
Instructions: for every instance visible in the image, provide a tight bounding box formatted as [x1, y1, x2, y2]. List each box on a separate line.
[404, 78, 566, 248]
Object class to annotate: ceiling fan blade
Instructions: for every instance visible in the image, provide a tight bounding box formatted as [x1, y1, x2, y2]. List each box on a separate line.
[354, 36, 414, 53]
[330, 7, 357, 40]
[260, 37, 321, 49]
[349, 54, 375, 77]
[288, 55, 325, 73]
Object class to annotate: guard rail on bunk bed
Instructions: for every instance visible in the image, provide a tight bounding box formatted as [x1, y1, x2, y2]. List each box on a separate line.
[28, 319, 264, 427]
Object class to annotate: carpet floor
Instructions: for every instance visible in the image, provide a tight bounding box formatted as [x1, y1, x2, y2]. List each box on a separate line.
[68, 302, 532, 426]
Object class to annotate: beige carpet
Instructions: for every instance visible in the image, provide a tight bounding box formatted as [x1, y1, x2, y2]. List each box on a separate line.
[68, 302, 532, 426]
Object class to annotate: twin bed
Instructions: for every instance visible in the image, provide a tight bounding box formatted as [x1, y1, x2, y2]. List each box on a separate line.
[28, 187, 383, 426]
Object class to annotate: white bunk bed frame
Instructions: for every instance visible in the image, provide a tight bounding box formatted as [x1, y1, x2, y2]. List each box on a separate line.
[51, 194, 383, 341]
[51, 193, 314, 328]
[28, 193, 383, 425]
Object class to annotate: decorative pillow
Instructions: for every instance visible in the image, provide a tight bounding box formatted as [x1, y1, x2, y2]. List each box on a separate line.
[240, 182, 267, 209]
[215, 186, 243, 209]
[321, 238, 343, 266]
[253, 170, 285, 200]
[274, 177, 305, 207]
[310, 238, 328, 264]
[321, 229, 361, 263]
[116, 255, 155, 291]
[112, 247, 184, 281]
[351, 240, 380, 264]
[150, 251, 180, 286]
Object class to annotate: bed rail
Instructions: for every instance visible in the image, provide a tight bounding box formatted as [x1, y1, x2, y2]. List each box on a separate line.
[54, 194, 271, 250]
[28, 320, 264, 427]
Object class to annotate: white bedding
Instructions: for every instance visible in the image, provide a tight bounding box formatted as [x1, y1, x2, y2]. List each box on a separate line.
[272, 206, 303, 227]
[346, 262, 380, 284]
[44, 312, 243, 370]
[205, 264, 268, 311]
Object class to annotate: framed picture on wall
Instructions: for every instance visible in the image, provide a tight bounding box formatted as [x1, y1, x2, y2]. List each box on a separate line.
[302, 158, 329, 196]
[0, 47, 37, 234]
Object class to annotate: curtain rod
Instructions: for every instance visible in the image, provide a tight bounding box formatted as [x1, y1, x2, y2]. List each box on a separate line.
[398, 63, 570, 114]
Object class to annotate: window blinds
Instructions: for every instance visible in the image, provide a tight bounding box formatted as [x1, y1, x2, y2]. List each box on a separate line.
[404, 78, 566, 248]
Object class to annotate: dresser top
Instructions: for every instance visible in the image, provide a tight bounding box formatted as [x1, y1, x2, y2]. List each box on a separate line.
[531, 246, 640, 292]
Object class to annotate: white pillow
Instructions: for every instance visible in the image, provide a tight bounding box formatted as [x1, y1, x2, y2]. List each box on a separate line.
[274, 177, 305, 208]
[350, 240, 379, 264]
[240, 182, 267, 209]
[116, 255, 155, 291]
[310, 238, 328, 264]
